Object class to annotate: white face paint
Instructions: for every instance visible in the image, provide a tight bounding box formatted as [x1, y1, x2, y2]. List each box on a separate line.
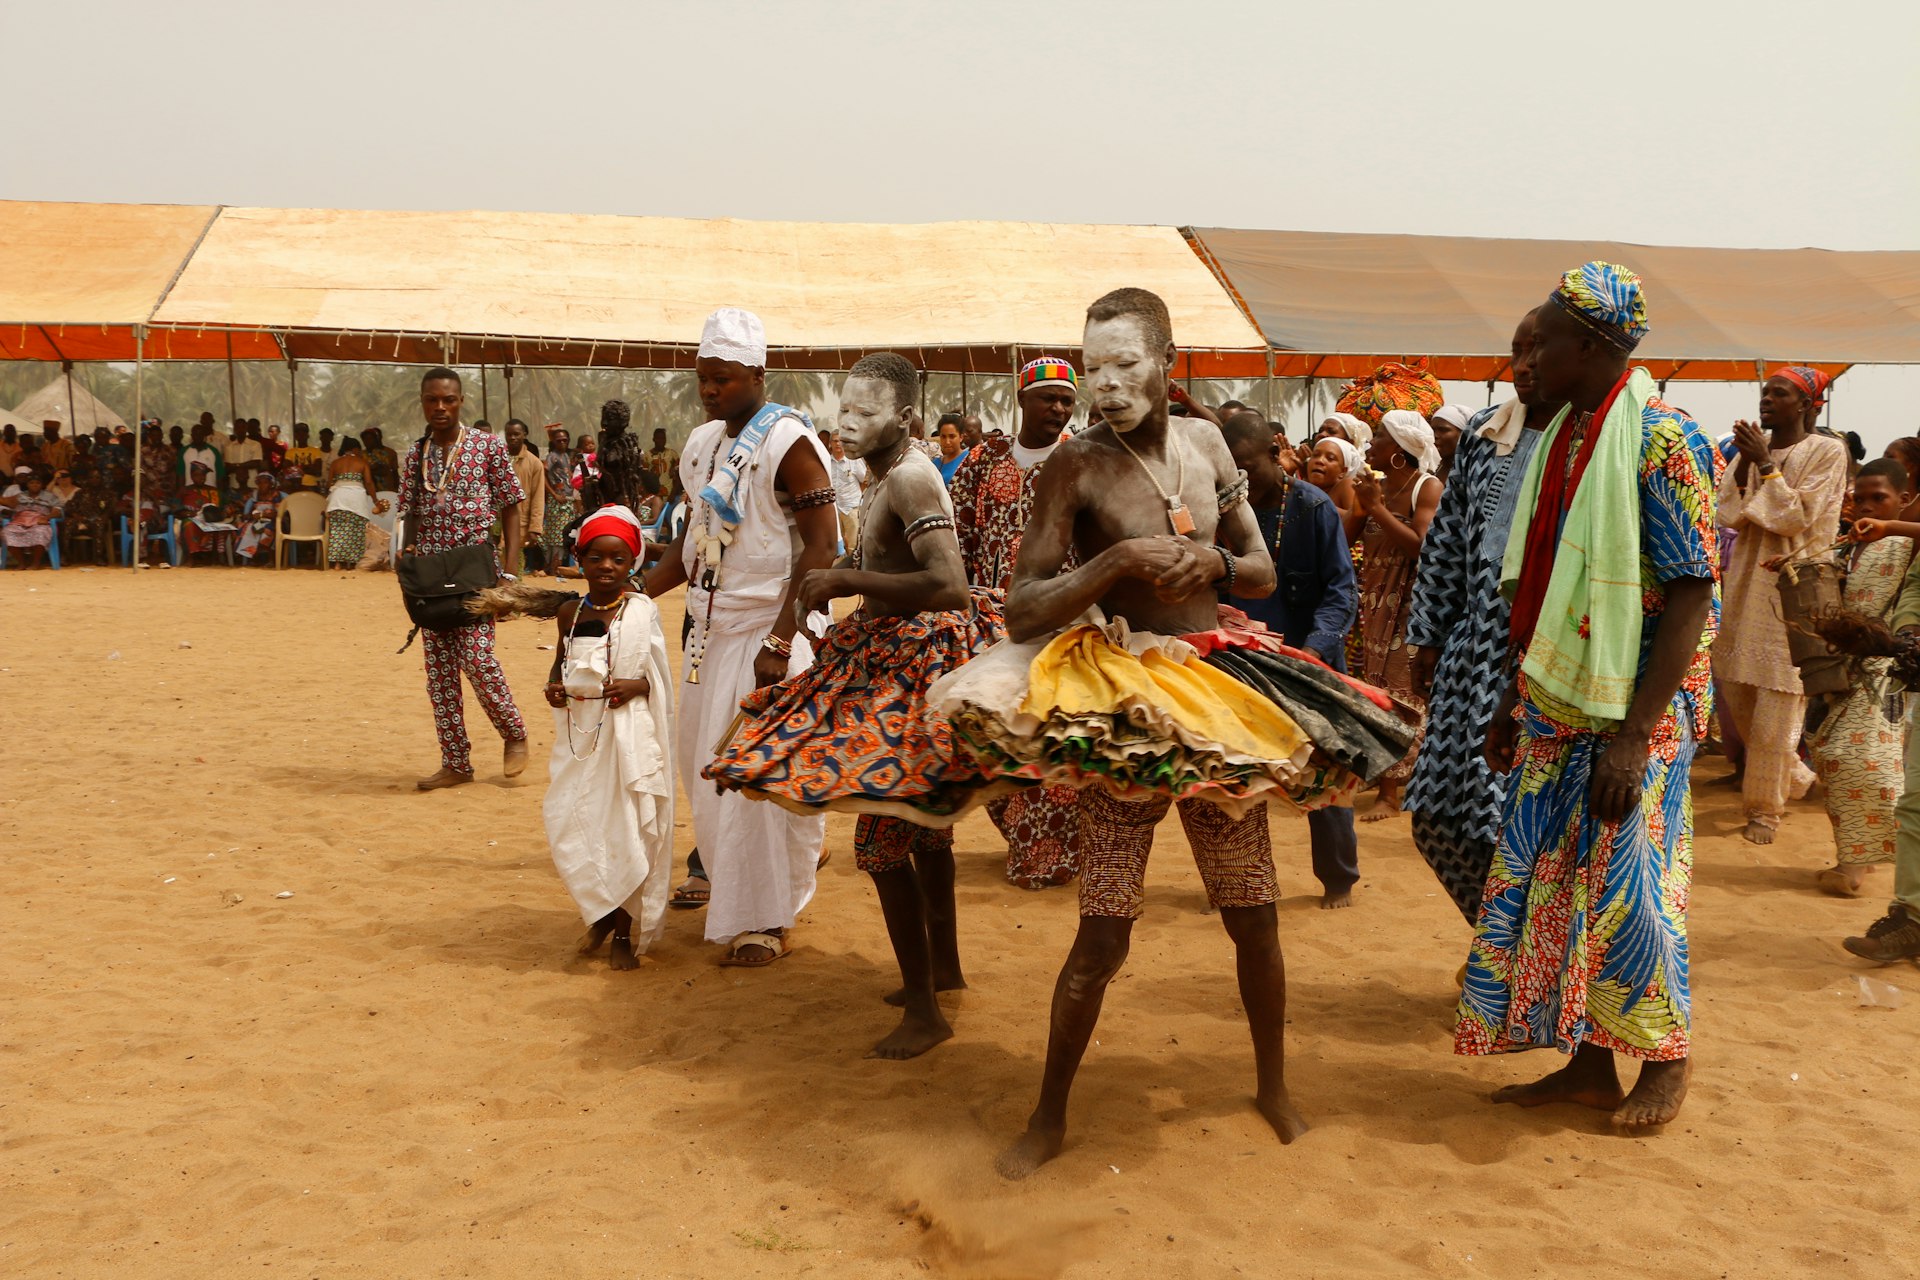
[837, 376, 910, 460]
[1081, 315, 1167, 434]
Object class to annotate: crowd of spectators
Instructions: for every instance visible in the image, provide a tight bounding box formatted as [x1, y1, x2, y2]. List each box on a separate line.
[0, 411, 694, 572]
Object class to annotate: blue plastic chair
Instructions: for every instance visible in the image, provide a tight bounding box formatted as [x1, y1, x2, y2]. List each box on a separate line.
[119, 513, 181, 566]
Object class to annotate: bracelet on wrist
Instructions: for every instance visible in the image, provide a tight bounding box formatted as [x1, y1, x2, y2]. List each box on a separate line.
[761, 633, 793, 659]
[1212, 547, 1237, 595]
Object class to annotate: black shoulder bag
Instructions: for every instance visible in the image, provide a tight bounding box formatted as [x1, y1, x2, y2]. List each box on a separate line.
[395, 433, 499, 651]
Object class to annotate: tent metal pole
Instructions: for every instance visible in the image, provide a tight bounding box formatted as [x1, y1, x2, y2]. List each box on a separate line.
[62, 360, 76, 434]
[131, 328, 144, 574]
[481, 366, 491, 422]
[505, 365, 515, 421]
[960, 370, 968, 415]
[226, 332, 239, 428]
[288, 358, 298, 431]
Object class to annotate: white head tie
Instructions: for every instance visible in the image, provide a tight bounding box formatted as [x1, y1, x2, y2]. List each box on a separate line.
[1380, 409, 1441, 474]
[1322, 411, 1373, 453]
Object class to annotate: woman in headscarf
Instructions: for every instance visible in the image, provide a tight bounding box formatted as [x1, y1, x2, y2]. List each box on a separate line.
[1317, 412, 1373, 453]
[236, 472, 280, 564]
[1430, 405, 1475, 481]
[1350, 409, 1444, 820]
[1305, 435, 1367, 670]
[2, 470, 60, 569]
[176, 460, 238, 563]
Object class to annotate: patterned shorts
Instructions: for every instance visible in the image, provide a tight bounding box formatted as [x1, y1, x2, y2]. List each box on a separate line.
[1078, 788, 1275, 918]
[853, 814, 954, 875]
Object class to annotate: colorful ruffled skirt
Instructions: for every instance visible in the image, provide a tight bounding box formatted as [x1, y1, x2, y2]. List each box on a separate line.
[704, 590, 1011, 825]
[927, 608, 1418, 818]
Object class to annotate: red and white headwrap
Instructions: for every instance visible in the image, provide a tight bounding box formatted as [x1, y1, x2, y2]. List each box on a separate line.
[1770, 365, 1833, 411]
[575, 504, 645, 558]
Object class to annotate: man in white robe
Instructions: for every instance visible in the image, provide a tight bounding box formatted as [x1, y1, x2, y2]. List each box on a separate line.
[644, 308, 836, 965]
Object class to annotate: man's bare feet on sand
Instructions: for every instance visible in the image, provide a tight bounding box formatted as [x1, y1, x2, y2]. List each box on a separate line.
[995, 1124, 1066, 1181]
[1741, 818, 1776, 846]
[1715, 769, 1745, 788]
[577, 919, 615, 955]
[608, 934, 639, 971]
[503, 737, 530, 778]
[1320, 887, 1353, 910]
[1815, 864, 1869, 898]
[867, 1006, 953, 1060]
[416, 767, 474, 791]
[1490, 1047, 1625, 1113]
[1255, 1089, 1310, 1143]
[1612, 1058, 1689, 1133]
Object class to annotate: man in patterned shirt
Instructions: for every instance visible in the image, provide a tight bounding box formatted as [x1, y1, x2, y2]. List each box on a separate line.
[396, 367, 531, 791]
[948, 356, 1084, 889]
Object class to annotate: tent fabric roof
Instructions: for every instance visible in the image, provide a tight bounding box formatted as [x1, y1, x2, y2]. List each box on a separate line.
[1186, 227, 1920, 382]
[11, 376, 129, 433]
[1182, 227, 1920, 383]
[150, 207, 1264, 373]
[1, 201, 1913, 383]
[0, 202, 261, 362]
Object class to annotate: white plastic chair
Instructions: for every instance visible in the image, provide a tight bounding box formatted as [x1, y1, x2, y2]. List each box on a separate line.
[276, 491, 327, 569]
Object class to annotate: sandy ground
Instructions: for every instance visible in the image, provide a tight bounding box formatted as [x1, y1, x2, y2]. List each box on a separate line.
[2, 566, 1915, 1279]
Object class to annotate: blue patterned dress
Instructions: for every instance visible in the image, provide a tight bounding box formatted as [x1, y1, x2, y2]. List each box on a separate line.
[1454, 398, 1718, 1063]
[1404, 409, 1543, 920]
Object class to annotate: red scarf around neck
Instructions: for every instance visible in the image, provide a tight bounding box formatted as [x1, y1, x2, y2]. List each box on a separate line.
[1508, 371, 1632, 653]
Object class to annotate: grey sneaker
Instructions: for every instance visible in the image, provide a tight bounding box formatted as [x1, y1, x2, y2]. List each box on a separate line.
[1843, 905, 1920, 963]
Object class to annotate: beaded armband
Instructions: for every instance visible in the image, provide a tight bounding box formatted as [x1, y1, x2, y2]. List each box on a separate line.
[903, 514, 956, 541]
[790, 486, 836, 510]
[1216, 470, 1251, 514]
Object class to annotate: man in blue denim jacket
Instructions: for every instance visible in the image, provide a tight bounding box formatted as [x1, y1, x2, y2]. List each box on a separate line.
[1222, 413, 1362, 906]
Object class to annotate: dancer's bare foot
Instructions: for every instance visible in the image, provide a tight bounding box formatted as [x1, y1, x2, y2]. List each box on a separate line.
[882, 973, 968, 1007]
[1815, 864, 1869, 898]
[503, 737, 530, 778]
[866, 1006, 953, 1060]
[415, 767, 474, 791]
[1741, 819, 1776, 846]
[1320, 887, 1353, 910]
[1357, 786, 1401, 823]
[576, 918, 615, 955]
[608, 934, 639, 971]
[1612, 1058, 1689, 1133]
[995, 1124, 1066, 1181]
[1255, 1089, 1309, 1143]
[1715, 769, 1745, 788]
[1490, 1048, 1625, 1112]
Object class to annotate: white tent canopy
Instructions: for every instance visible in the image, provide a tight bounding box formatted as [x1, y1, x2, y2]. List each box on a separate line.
[11, 375, 129, 434]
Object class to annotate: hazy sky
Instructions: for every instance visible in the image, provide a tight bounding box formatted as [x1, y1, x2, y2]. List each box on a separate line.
[5, 0, 1917, 438]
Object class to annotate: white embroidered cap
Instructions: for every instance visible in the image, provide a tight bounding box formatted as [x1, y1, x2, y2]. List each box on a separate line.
[697, 307, 767, 367]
